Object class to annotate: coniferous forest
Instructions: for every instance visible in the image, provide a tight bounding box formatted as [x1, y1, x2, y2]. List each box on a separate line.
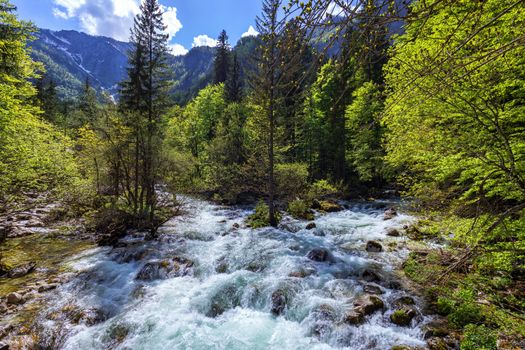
[0, 0, 524, 349]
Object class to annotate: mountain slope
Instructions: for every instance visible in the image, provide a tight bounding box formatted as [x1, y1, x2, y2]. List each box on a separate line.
[30, 29, 216, 102]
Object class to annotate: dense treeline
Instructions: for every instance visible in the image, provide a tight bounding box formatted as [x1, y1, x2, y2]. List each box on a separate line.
[1, 0, 524, 346]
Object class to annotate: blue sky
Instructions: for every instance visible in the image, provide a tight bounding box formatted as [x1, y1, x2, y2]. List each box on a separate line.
[11, 0, 262, 55]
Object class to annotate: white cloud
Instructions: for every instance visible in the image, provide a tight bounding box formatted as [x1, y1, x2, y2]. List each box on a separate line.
[169, 43, 188, 56]
[192, 34, 216, 48]
[161, 5, 183, 40]
[52, 8, 69, 19]
[52, 0, 183, 42]
[241, 25, 259, 38]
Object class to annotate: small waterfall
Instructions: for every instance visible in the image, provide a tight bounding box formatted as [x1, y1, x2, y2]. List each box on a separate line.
[35, 197, 431, 350]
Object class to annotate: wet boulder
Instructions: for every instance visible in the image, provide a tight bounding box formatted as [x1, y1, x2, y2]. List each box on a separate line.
[7, 292, 24, 305]
[344, 309, 364, 325]
[426, 337, 448, 350]
[366, 241, 383, 253]
[288, 267, 315, 278]
[306, 222, 316, 230]
[311, 304, 336, 337]
[7, 262, 36, 278]
[307, 248, 334, 263]
[136, 256, 193, 281]
[353, 295, 384, 315]
[422, 318, 451, 339]
[390, 306, 417, 326]
[384, 208, 397, 220]
[363, 283, 384, 295]
[271, 289, 287, 316]
[386, 228, 401, 237]
[317, 201, 343, 213]
[361, 269, 382, 282]
[38, 283, 59, 293]
[207, 284, 241, 317]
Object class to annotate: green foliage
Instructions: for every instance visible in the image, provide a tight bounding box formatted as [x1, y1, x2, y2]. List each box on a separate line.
[308, 179, 338, 200]
[448, 302, 484, 329]
[247, 200, 281, 228]
[460, 324, 497, 350]
[288, 199, 313, 220]
[436, 296, 454, 316]
[345, 81, 388, 183]
[274, 163, 309, 201]
[0, 1, 78, 204]
[384, 0, 525, 207]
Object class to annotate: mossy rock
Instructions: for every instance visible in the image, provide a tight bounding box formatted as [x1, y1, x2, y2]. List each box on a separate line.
[390, 307, 417, 326]
[317, 200, 343, 213]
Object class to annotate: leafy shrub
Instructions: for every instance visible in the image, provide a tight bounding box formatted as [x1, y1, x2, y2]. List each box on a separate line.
[247, 200, 281, 228]
[275, 163, 309, 201]
[308, 179, 338, 200]
[436, 296, 455, 316]
[460, 324, 497, 350]
[448, 302, 484, 328]
[288, 199, 313, 220]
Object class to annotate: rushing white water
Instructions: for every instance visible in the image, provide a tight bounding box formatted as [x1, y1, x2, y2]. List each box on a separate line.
[39, 197, 432, 350]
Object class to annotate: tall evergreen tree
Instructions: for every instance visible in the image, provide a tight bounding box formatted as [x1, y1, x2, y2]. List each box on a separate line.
[119, 0, 171, 229]
[225, 52, 242, 103]
[79, 77, 98, 125]
[253, 0, 285, 227]
[214, 30, 230, 84]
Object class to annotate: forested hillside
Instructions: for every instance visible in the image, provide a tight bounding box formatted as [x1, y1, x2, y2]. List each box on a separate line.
[0, 0, 524, 349]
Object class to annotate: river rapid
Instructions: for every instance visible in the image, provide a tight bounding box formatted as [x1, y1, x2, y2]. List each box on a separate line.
[33, 197, 432, 350]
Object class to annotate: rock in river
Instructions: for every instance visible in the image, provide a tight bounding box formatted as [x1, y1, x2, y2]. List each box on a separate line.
[307, 248, 334, 263]
[366, 240, 383, 253]
[390, 306, 417, 326]
[384, 208, 397, 220]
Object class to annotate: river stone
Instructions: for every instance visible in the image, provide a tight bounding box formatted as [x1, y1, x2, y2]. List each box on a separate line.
[363, 283, 384, 295]
[427, 337, 448, 350]
[271, 289, 287, 315]
[386, 228, 401, 237]
[318, 201, 343, 213]
[353, 295, 384, 315]
[384, 208, 397, 220]
[366, 241, 383, 253]
[311, 304, 336, 337]
[38, 283, 59, 293]
[390, 306, 417, 326]
[307, 248, 333, 263]
[7, 292, 23, 305]
[7, 262, 36, 278]
[361, 269, 381, 282]
[344, 309, 364, 325]
[306, 222, 316, 230]
[0, 303, 7, 314]
[136, 257, 193, 281]
[422, 318, 451, 339]
[288, 267, 315, 278]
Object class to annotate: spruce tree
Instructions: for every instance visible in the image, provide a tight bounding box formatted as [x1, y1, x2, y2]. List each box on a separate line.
[119, 0, 170, 229]
[253, 0, 285, 227]
[79, 77, 98, 125]
[225, 52, 242, 103]
[214, 30, 230, 84]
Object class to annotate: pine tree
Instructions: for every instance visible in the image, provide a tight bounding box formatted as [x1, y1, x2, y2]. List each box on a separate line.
[79, 77, 98, 125]
[225, 52, 242, 103]
[214, 30, 230, 84]
[253, 0, 285, 227]
[119, 0, 171, 229]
